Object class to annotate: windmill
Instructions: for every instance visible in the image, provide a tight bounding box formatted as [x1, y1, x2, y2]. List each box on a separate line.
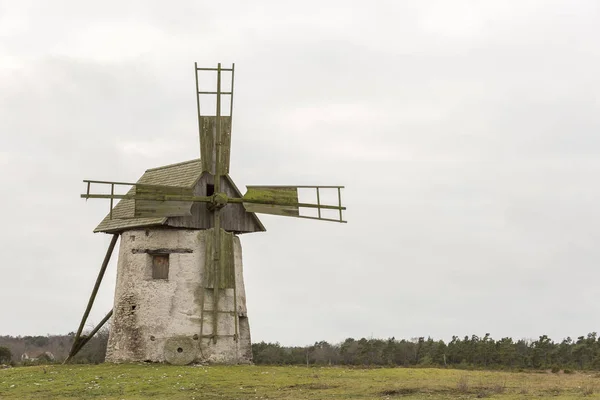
[65, 63, 346, 365]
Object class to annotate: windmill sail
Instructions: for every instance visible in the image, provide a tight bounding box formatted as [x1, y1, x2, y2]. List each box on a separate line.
[134, 184, 195, 218]
[243, 186, 300, 217]
[242, 185, 346, 222]
[81, 180, 202, 219]
[200, 116, 232, 175]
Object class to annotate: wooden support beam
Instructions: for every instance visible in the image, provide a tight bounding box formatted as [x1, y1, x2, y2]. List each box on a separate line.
[64, 309, 113, 363]
[65, 234, 118, 362]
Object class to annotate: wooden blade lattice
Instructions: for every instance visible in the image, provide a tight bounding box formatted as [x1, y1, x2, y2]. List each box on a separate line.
[81, 180, 209, 219]
[242, 185, 346, 223]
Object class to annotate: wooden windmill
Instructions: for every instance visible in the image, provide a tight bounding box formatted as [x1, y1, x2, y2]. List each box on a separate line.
[65, 63, 346, 365]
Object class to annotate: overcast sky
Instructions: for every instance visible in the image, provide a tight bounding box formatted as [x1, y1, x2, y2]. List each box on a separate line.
[1, 0, 599, 345]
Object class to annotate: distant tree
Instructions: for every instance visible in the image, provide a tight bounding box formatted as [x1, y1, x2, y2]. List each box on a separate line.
[531, 335, 553, 368]
[310, 341, 338, 365]
[24, 336, 49, 347]
[381, 338, 396, 366]
[496, 337, 516, 367]
[252, 342, 286, 364]
[340, 338, 358, 365]
[0, 346, 12, 363]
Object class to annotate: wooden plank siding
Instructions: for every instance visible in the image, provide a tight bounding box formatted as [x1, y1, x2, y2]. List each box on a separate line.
[166, 172, 264, 233]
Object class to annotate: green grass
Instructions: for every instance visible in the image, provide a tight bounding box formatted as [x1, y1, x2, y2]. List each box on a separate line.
[1, 364, 600, 399]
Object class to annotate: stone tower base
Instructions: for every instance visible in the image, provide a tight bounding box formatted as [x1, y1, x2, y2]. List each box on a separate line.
[105, 229, 252, 364]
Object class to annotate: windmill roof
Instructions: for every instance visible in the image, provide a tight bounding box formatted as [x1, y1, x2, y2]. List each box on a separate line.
[94, 159, 203, 233]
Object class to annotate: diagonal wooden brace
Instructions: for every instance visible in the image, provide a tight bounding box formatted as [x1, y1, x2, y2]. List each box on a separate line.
[64, 309, 113, 363]
[64, 234, 118, 363]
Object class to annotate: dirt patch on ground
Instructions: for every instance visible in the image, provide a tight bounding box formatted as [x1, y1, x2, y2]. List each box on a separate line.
[287, 383, 336, 390]
[380, 388, 419, 396]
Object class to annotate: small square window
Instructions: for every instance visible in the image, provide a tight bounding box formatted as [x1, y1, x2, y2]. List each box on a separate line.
[152, 254, 169, 279]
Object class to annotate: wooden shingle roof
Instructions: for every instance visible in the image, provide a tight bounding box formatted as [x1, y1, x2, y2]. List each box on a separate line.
[94, 159, 203, 233]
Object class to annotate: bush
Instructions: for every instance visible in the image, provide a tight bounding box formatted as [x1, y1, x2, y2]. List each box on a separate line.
[551, 366, 560, 373]
[0, 346, 12, 364]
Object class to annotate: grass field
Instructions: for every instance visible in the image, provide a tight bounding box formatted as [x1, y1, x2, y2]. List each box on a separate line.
[1, 364, 600, 399]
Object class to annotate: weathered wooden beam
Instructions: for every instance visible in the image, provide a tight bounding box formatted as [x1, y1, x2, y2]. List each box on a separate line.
[81, 191, 345, 210]
[80, 193, 212, 202]
[242, 199, 345, 211]
[83, 179, 178, 188]
[246, 185, 345, 189]
[316, 188, 321, 218]
[200, 334, 236, 338]
[294, 215, 348, 223]
[195, 62, 202, 145]
[338, 187, 343, 222]
[65, 234, 118, 362]
[196, 67, 233, 71]
[213, 63, 223, 344]
[243, 203, 299, 217]
[131, 248, 193, 254]
[198, 91, 232, 95]
[229, 63, 235, 118]
[64, 309, 113, 363]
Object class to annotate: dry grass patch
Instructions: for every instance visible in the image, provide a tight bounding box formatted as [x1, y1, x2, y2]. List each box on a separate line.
[581, 383, 596, 396]
[456, 375, 469, 393]
[2, 364, 600, 399]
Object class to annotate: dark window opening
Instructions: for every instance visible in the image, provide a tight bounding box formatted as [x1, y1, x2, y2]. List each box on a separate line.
[152, 254, 169, 279]
[206, 183, 214, 196]
[131, 305, 136, 311]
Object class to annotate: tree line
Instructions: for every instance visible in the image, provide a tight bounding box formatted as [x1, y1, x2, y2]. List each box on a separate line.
[2, 331, 600, 370]
[0, 329, 109, 366]
[252, 333, 600, 370]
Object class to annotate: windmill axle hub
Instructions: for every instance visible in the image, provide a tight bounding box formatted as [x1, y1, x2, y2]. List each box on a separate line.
[208, 192, 228, 210]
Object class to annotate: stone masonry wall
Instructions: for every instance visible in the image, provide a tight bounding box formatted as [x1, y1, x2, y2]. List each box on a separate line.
[105, 229, 252, 364]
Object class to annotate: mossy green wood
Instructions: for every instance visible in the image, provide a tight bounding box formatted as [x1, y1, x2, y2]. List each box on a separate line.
[244, 187, 299, 205]
[243, 203, 300, 217]
[243, 186, 300, 217]
[203, 228, 235, 289]
[200, 116, 232, 175]
[134, 184, 195, 218]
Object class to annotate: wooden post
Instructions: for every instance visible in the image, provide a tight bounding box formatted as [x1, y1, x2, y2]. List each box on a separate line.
[64, 309, 113, 363]
[66, 234, 119, 361]
[212, 63, 222, 344]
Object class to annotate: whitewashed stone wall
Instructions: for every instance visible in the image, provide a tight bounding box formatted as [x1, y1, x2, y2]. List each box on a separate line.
[105, 229, 252, 364]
